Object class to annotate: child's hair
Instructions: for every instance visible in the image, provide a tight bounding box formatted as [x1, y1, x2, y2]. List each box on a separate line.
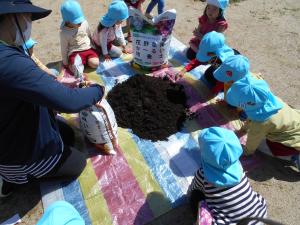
[97, 22, 114, 33]
[203, 5, 224, 20]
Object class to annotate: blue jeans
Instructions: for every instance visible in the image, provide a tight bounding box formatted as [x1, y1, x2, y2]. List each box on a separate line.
[146, 0, 165, 15]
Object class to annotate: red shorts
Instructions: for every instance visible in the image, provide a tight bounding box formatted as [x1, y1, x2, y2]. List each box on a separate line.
[69, 48, 98, 65]
[266, 139, 299, 156]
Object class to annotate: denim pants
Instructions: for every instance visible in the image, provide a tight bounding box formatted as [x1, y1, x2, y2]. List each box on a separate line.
[146, 0, 165, 14]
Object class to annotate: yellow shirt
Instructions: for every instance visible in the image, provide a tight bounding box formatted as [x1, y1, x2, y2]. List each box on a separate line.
[245, 99, 300, 155]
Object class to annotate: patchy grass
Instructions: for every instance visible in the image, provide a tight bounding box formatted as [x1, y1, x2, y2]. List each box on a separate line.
[283, 7, 300, 12]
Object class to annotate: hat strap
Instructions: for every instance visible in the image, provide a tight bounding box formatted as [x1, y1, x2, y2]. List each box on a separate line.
[0, 40, 9, 46]
[13, 15, 29, 52]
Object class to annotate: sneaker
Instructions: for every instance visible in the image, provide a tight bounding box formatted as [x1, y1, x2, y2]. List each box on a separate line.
[145, 13, 153, 19]
[0, 177, 13, 198]
[291, 154, 300, 171]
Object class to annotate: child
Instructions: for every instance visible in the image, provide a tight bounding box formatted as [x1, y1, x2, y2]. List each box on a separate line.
[213, 54, 250, 100]
[92, 0, 130, 61]
[189, 127, 267, 224]
[177, 31, 237, 94]
[226, 76, 300, 170]
[60, 0, 99, 73]
[22, 38, 59, 78]
[145, 0, 165, 19]
[187, 0, 229, 60]
[124, 0, 145, 42]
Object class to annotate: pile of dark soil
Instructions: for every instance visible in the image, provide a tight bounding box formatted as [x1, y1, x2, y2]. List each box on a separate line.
[107, 74, 187, 141]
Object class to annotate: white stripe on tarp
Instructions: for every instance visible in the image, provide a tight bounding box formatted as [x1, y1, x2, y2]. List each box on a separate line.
[153, 133, 200, 194]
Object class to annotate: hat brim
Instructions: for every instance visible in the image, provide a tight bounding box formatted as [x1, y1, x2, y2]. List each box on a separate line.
[216, 45, 235, 62]
[244, 95, 283, 122]
[196, 51, 213, 62]
[214, 64, 251, 83]
[0, 3, 51, 21]
[202, 159, 243, 187]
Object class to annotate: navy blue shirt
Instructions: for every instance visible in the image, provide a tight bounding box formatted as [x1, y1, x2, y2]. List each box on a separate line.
[0, 44, 103, 165]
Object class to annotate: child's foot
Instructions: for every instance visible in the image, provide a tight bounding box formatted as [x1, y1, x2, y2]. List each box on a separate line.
[145, 13, 153, 19]
[291, 155, 300, 171]
[0, 177, 14, 198]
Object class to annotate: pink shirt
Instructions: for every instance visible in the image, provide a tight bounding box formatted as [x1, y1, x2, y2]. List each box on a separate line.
[199, 15, 228, 34]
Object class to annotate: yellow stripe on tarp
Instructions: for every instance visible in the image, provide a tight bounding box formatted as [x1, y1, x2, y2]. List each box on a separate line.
[118, 128, 172, 217]
[78, 159, 113, 225]
[85, 69, 105, 86]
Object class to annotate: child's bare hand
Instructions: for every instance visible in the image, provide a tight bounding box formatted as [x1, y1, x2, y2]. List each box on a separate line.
[175, 71, 184, 81]
[216, 98, 227, 105]
[193, 28, 202, 38]
[122, 47, 132, 54]
[104, 54, 112, 62]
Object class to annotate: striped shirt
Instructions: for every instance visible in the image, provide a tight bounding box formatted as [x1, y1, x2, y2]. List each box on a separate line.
[189, 168, 267, 225]
[0, 153, 62, 184]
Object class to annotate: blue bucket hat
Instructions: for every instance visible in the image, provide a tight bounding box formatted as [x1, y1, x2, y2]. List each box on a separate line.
[101, 1, 129, 27]
[207, 0, 229, 10]
[61, 0, 85, 25]
[0, 0, 51, 21]
[226, 76, 283, 122]
[213, 55, 250, 82]
[36, 201, 85, 225]
[199, 127, 243, 187]
[196, 31, 234, 62]
[22, 38, 37, 50]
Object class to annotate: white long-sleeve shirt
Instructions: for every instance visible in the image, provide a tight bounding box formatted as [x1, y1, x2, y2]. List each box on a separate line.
[60, 20, 93, 65]
[92, 24, 126, 55]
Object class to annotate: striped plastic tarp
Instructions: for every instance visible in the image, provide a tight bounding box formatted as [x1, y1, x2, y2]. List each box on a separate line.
[40, 37, 262, 225]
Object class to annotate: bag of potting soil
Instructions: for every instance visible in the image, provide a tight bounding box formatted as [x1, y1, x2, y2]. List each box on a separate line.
[79, 99, 118, 155]
[129, 8, 176, 70]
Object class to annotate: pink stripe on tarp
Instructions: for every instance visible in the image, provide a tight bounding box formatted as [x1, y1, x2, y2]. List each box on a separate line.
[90, 145, 154, 225]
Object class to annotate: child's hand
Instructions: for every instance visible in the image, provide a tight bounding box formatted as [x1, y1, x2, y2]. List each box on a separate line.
[216, 98, 227, 106]
[122, 46, 132, 54]
[104, 54, 112, 62]
[175, 70, 185, 81]
[193, 28, 202, 38]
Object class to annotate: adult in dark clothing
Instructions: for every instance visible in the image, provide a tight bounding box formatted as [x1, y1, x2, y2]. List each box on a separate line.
[0, 0, 104, 197]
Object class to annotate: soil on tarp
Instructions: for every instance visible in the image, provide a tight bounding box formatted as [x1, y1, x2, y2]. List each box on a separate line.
[107, 74, 188, 141]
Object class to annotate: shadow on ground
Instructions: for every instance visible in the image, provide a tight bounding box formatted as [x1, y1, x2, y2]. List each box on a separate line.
[247, 152, 300, 183]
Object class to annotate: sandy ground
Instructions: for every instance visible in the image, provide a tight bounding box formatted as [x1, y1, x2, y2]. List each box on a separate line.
[0, 0, 300, 224]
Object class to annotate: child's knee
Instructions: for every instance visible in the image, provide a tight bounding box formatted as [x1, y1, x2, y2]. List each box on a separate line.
[109, 46, 122, 58]
[88, 57, 99, 68]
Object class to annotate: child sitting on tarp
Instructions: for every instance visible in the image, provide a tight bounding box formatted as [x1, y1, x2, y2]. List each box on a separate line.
[187, 0, 229, 60]
[188, 127, 267, 224]
[226, 76, 300, 171]
[213, 54, 250, 101]
[177, 31, 238, 94]
[60, 0, 99, 74]
[92, 0, 130, 61]
[22, 38, 59, 78]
